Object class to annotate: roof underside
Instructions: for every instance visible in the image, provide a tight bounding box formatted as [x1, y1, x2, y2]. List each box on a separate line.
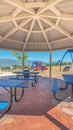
[0, 0, 73, 52]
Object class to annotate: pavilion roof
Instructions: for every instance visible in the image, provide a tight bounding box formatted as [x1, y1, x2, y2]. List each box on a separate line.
[0, 0, 73, 51]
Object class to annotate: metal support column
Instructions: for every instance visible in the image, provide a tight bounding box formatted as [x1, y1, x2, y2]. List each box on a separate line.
[22, 51, 24, 71]
[50, 51, 52, 79]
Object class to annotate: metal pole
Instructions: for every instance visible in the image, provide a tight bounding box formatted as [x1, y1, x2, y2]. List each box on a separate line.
[60, 51, 67, 71]
[50, 51, 52, 79]
[22, 51, 24, 71]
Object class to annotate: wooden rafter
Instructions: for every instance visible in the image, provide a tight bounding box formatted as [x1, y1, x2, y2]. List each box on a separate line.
[0, 17, 32, 43]
[20, 28, 29, 33]
[45, 27, 54, 32]
[53, 47, 73, 51]
[40, 13, 73, 21]
[23, 19, 35, 51]
[37, 18, 52, 51]
[12, 8, 22, 27]
[5, 26, 54, 34]
[5, 36, 73, 46]
[9, 37, 70, 45]
[49, 6, 61, 16]
[13, 20, 18, 27]
[6, 38, 24, 44]
[37, 0, 63, 14]
[55, 19, 60, 26]
[40, 17, 73, 40]
[12, 8, 22, 17]
[20, 28, 42, 33]
[0, 15, 32, 23]
[4, 37, 70, 46]
[31, 31, 41, 33]
[4, 0, 34, 15]
[50, 37, 69, 44]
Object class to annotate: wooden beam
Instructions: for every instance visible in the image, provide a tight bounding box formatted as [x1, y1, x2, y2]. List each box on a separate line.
[31, 30, 41, 33]
[12, 8, 22, 17]
[23, 19, 35, 51]
[0, 15, 32, 23]
[6, 37, 70, 45]
[40, 13, 73, 20]
[37, 18, 52, 51]
[40, 17, 73, 40]
[56, 26, 72, 39]
[4, 0, 34, 15]
[13, 20, 18, 27]
[25, 42, 46, 45]
[12, 8, 22, 27]
[50, 37, 69, 44]
[55, 19, 60, 26]
[0, 36, 24, 44]
[38, 0, 63, 14]
[5, 37, 71, 45]
[20, 28, 29, 33]
[25, 37, 69, 45]
[6, 37, 72, 46]
[6, 38, 24, 44]
[0, 17, 32, 43]
[20, 28, 42, 33]
[0, 47, 22, 52]
[49, 6, 61, 16]
[53, 46, 73, 51]
[45, 27, 54, 32]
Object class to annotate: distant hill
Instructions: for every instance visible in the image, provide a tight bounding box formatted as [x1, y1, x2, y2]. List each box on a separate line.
[0, 59, 49, 67]
[0, 59, 21, 67]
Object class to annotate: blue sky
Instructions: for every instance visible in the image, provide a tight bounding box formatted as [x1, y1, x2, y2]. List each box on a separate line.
[0, 49, 72, 62]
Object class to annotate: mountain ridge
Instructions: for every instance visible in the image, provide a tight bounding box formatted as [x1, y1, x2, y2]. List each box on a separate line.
[0, 59, 49, 67]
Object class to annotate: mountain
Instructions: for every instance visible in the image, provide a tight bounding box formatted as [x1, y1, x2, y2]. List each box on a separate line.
[0, 59, 49, 67]
[0, 59, 21, 67]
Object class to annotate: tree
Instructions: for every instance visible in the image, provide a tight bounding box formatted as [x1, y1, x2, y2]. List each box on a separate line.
[11, 51, 28, 61]
[11, 51, 28, 70]
[12, 64, 22, 69]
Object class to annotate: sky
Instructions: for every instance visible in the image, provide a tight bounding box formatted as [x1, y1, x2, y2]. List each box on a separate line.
[0, 49, 72, 63]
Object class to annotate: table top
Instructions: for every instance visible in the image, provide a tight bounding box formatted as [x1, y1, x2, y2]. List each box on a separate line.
[9, 77, 35, 81]
[0, 78, 28, 88]
[13, 71, 39, 75]
[62, 74, 73, 84]
[24, 71, 39, 75]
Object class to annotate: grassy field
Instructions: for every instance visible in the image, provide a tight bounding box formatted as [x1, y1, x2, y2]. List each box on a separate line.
[38, 65, 73, 78]
[1, 65, 73, 78]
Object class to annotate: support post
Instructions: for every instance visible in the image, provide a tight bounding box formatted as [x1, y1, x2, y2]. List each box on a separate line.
[50, 51, 52, 79]
[22, 51, 24, 71]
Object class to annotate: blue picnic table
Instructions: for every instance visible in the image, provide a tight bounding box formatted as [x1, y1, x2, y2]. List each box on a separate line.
[13, 71, 40, 83]
[0, 78, 29, 118]
[62, 74, 73, 99]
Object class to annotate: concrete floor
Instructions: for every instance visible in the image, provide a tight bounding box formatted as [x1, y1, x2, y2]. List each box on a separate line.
[0, 76, 73, 130]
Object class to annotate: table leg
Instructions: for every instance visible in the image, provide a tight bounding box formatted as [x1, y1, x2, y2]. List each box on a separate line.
[14, 88, 24, 102]
[4, 87, 14, 96]
[0, 88, 13, 118]
[71, 84, 73, 99]
[34, 75, 38, 83]
[60, 84, 68, 90]
[34, 75, 36, 83]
